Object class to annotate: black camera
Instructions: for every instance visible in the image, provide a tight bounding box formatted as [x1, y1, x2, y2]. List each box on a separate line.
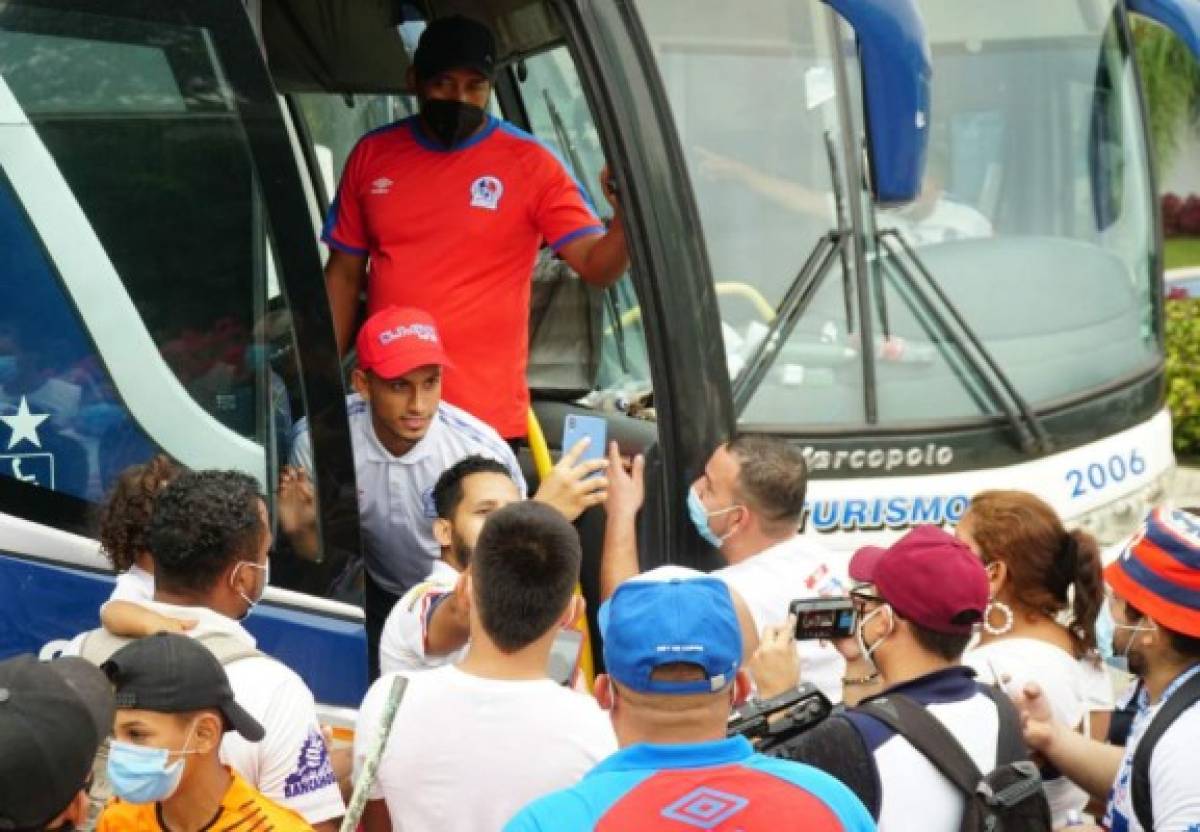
[728, 683, 832, 755]
[790, 597, 858, 640]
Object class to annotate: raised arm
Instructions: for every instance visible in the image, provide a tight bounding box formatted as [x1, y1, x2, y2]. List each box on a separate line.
[599, 441, 644, 600]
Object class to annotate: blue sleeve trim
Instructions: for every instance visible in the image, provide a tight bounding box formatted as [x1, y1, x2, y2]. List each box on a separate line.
[323, 234, 369, 257]
[549, 224, 606, 252]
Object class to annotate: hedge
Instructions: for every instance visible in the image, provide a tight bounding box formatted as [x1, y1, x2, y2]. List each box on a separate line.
[1166, 298, 1200, 458]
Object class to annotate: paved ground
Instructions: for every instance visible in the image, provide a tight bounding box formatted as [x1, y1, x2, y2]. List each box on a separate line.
[1171, 463, 1200, 508]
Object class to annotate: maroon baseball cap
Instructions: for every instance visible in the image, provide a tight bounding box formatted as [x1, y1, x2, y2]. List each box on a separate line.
[849, 526, 988, 635]
[356, 306, 453, 379]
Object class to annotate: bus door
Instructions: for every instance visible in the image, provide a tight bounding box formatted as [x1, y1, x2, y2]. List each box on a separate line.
[0, 0, 364, 708]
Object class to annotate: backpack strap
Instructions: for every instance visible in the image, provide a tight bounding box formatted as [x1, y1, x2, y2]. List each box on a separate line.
[194, 631, 265, 666]
[857, 693, 984, 797]
[77, 628, 134, 666]
[1131, 668, 1200, 832]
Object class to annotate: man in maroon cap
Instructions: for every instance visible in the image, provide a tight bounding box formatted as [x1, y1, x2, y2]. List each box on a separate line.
[283, 306, 608, 678]
[776, 525, 1031, 830]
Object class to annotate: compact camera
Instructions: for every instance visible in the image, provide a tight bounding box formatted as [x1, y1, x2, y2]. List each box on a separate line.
[789, 597, 858, 640]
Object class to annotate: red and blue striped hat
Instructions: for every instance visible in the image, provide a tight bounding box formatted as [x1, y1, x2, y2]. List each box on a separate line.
[1105, 507, 1200, 638]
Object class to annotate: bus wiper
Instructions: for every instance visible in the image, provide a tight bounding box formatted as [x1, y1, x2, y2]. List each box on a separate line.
[543, 90, 629, 374]
[732, 232, 848, 415]
[876, 230, 1053, 454]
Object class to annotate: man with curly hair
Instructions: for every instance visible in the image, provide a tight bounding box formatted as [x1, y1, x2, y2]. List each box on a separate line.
[71, 470, 346, 829]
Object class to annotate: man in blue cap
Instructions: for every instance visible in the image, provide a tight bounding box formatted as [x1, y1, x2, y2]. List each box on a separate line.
[504, 575, 875, 831]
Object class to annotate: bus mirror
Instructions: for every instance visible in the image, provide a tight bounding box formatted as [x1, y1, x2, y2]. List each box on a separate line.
[821, 0, 931, 204]
[1127, 0, 1200, 62]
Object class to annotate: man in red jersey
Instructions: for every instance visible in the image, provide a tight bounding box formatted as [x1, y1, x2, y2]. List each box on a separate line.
[323, 15, 628, 439]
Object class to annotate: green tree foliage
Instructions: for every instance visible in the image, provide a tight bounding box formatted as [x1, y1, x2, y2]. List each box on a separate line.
[1133, 19, 1200, 173]
[1166, 299, 1200, 457]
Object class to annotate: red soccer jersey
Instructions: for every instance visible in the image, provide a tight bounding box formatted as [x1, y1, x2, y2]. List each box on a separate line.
[323, 115, 604, 437]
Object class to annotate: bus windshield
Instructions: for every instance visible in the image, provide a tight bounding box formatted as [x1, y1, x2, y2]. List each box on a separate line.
[636, 0, 1158, 432]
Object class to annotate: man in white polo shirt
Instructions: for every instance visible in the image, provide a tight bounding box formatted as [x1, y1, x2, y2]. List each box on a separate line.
[72, 469, 345, 829]
[600, 434, 845, 698]
[285, 305, 608, 679]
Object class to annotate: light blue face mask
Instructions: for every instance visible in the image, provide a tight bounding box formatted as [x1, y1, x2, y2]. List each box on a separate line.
[1097, 598, 1154, 673]
[107, 723, 198, 804]
[686, 486, 740, 549]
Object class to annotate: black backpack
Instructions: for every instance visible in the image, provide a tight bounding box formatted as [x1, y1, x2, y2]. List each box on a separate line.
[858, 685, 1051, 832]
[1130, 669, 1200, 831]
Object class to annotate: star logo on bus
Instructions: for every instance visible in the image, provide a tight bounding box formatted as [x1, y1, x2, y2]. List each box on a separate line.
[2, 396, 49, 450]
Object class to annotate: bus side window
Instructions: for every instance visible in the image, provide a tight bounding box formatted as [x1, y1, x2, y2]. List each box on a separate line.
[0, 8, 328, 581]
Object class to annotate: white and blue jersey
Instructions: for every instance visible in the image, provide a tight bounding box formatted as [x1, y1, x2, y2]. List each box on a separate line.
[504, 735, 875, 831]
[1105, 663, 1200, 832]
[290, 394, 525, 595]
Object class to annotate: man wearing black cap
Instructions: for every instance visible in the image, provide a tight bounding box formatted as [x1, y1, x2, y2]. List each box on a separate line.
[322, 14, 629, 440]
[95, 633, 313, 830]
[0, 654, 114, 832]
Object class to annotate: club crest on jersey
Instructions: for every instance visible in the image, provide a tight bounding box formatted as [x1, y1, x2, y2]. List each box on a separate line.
[469, 175, 503, 210]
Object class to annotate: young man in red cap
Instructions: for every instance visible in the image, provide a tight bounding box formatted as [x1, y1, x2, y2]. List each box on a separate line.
[284, 306, 608, 678]
[778, 525, 1032, 830]
[1014, 507, 1200, 832]
[322, 15, 628, 440]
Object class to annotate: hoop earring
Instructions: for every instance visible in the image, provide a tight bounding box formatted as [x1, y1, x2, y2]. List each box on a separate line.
[983, 601, 1014, 636]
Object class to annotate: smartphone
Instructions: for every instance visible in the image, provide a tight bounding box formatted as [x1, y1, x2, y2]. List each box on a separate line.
[561, 413, 607, 476]
[790, 598, 858, 641]
[547, 627, 585, 686]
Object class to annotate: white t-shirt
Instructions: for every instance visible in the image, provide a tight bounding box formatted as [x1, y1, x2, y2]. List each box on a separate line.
[105, 564, 154, 605]
[379, 560, 465, 675]
[291, 395, 525, 596]
[355, 665, 616, 832]
[71, 603, 345, 823]
[1105, 665, 1200, 832]
[965, 638, 1113, 826]
[715, 536, 847, 701]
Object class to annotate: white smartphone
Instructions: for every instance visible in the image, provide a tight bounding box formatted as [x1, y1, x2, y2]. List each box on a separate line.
[547, 627, 585, 686]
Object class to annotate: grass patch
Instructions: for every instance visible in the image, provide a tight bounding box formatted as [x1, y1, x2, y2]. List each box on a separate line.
[1165, 237, 1200, 270]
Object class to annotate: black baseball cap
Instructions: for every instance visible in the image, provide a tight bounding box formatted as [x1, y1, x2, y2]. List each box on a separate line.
[0, 655, 114, 830]
[103, 633, 264, 742]
[413, 15, 497, 82]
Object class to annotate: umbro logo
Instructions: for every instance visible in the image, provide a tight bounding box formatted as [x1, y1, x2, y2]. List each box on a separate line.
[371, 177, 393, 195]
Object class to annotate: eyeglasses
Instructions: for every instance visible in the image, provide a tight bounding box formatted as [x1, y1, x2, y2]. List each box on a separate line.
[850, 588, 885, 613]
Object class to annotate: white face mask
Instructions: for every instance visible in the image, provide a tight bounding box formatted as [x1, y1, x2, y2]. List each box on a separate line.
[231, 560, 269, 619]
[855, 604, 892, 676]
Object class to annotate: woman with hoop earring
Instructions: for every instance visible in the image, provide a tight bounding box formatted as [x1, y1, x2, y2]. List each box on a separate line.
[956, 490, 1113, 827]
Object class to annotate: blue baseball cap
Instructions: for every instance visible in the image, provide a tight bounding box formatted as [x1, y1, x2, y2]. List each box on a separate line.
[599, 576, 742, 694]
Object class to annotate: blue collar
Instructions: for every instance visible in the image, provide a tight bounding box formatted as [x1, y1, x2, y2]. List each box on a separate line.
[408, 113, 500, 153]
[1136, 662, 1200, 713]
[872, 665, 979, 705]
[589, 736, 755, 777]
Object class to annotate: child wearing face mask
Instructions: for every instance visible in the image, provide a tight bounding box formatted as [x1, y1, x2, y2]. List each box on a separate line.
[94, 633, 313, 831]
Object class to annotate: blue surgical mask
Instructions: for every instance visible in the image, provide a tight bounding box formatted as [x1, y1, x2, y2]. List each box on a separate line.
[107, 722, 198, 803]
[687, 486, 740, 549]
[1098, 598, 1154, 674]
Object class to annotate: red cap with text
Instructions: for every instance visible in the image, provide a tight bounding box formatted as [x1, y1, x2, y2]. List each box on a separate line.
[356, 306, 453, 379]
[849, 525, 988, 635]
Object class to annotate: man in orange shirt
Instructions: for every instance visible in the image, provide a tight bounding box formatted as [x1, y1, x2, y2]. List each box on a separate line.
[323, 15, 628, 439]
[96, 633, 313, 831]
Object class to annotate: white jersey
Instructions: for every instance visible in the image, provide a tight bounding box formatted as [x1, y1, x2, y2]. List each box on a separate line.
[291, 394, 525, 595]
[378, 560, 465, 675]
[355, 665, 616, 832]
[965, 638, 1113, 825]
[104, 563, 154, 605]
[715, 536, 847, 701]
[1105, 664, 1200, 832]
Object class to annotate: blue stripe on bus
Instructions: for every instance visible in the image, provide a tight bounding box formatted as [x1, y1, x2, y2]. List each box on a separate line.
[0, 551, 367, 708]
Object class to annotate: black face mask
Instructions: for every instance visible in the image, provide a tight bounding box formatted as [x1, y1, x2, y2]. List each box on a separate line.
[420, 99, 486, 148]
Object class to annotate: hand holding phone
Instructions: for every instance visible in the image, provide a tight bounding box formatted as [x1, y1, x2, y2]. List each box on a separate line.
[561, 414, 607, 478]
[789, 598, 858, 641]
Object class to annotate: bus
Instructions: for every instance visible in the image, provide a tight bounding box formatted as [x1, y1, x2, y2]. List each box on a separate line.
[1, 0, 1196, 710]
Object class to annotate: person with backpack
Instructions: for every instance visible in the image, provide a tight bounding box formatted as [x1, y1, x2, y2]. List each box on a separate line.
[1015, 507, 1200, 832]
[780, 526, 1051, 831]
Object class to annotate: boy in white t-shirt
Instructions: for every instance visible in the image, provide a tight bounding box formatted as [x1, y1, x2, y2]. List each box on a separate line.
[355, 501, 617, 832]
